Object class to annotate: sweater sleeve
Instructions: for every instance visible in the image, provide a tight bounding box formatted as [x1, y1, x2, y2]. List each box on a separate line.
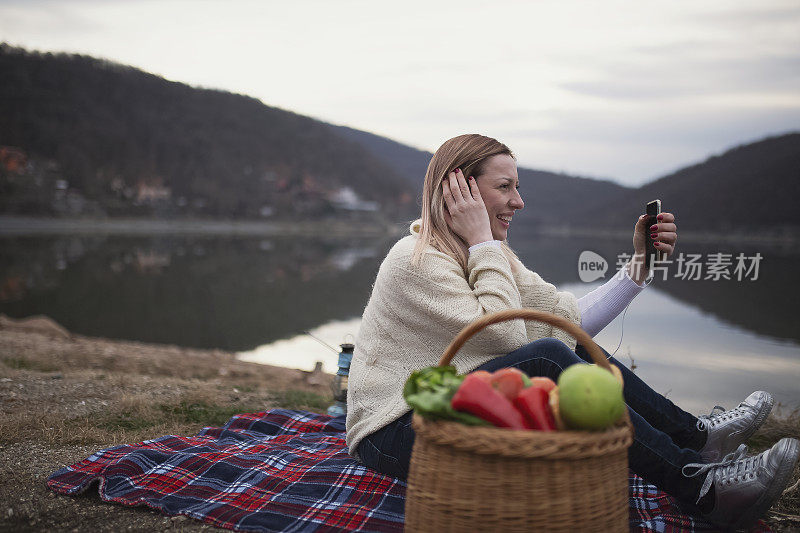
[511, 258, 581, 346]
[577, 265, 645, 337]
[468, 240, 503, 253]
[391, 244, 529, 368]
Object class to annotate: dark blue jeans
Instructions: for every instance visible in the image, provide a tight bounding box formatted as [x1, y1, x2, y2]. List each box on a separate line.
[356, 337, 707, 507]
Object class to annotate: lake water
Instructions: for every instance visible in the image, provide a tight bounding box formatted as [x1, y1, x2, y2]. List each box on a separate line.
[2, 227, 798, 415]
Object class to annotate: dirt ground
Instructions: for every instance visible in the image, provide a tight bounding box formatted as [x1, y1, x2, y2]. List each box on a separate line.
[0, 323, 798, 532]
[0, 325, 333, 532]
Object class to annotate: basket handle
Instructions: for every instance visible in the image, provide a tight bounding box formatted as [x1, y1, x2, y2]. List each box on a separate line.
[439, 309, 612, 372]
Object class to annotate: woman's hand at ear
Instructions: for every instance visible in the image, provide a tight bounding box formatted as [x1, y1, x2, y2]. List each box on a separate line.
[442, 169, 494, 247]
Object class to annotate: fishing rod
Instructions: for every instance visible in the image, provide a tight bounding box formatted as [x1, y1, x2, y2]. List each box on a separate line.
[303, 331, 340, 353]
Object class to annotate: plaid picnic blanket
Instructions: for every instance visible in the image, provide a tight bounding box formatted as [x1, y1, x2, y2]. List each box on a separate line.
[48, 409, 769, 532]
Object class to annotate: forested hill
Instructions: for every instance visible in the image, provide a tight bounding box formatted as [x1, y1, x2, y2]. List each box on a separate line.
[582, 133, 800, 234]
[321, 126, 799, 233]
[0, 43, 628, 223]
[0, 44, 418, 219]
[2, 44, 796, 234]
[329, 124, 631, 229]
[329, 125, 433, 190]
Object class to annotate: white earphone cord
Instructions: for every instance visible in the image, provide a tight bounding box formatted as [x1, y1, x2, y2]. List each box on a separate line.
[608, 272, 655, 360]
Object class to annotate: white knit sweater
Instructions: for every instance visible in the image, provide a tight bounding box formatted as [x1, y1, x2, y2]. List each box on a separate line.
[345, 224, 581, 458]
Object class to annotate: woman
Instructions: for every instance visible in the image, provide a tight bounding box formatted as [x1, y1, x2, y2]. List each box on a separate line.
[345, 134, 798, 530]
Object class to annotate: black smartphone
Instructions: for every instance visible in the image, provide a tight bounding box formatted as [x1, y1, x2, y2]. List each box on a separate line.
[645, 199, 662, 269]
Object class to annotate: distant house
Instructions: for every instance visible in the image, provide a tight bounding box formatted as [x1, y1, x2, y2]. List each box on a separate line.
[110, 176, 125, 193]
[0, 146, 28, 173]
[135, 178, 171, 204]
[134, 249, 171, 273]
[329, 187, 379, 212]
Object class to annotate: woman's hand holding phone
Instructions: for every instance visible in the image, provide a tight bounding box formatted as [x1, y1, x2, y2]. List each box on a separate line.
[629, 210, 678, 283]
[637, 211, 678, 257]
[442, 169, 494, 247]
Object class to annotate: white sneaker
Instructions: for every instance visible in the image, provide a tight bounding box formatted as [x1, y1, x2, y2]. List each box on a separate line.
[684, 437, 799, 531]
[697, 391, 774, 462]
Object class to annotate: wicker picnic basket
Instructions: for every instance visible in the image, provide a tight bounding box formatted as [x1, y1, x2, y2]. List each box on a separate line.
[404, 309, 634, 532]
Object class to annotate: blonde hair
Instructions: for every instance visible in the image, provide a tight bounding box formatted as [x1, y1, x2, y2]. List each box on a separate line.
[412, 134, 521, 272]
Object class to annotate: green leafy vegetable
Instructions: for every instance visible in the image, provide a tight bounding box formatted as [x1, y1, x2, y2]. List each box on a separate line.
[403, 366, 490, 426]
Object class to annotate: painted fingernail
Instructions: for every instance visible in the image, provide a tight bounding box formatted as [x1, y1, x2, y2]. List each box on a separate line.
[649, 224, 658, 231]
[653, 242, 660, 247]
[650, 233, 657, 239]
[455, 168, 460, 173]
[657, 214, 663, 220]
[469, 176, 474, 180]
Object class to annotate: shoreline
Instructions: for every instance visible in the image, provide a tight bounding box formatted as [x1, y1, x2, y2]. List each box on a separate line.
[1, 216, 797, 245]
[0, 215, 407, 238]
[528, 227, 800, 246]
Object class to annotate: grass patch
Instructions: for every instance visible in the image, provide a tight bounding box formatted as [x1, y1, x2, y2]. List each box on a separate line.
[2, 356, 58, 372]
[98, 401, 262, 432]
[748, 407, 800, 529]
[271, 389, 330, 412]
[98, 414, 157, 432]
[748, 406, 800, 452]
[95, 390, 331, 436]
[159, 400, 259, 426]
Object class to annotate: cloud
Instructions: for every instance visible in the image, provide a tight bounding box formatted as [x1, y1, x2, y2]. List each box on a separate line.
[561, 54, 800, 101]
[513, 105, 800, 146]
[552, 2, 800, 103]
[0, 1, 100, 40]
[500, 104, 800, 184]
[690, 3, 800, 27]
[1, 0, 798, 186]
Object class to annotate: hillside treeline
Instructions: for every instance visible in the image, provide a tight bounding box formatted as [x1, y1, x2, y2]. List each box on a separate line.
[582, 133, 800, 233]
[2, 44, 797, 235]
[0, 44, 416, 219]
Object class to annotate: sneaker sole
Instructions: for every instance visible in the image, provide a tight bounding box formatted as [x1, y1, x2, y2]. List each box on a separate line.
[725, 392, 774, 457]
[742, 393, 774, 442]
[733, 438, 800, 531]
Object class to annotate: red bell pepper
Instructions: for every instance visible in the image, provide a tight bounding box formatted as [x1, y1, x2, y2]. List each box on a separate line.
[489, 368, 526, 400]
[513, 386, 556, 431]
[529, 376, 557, 394]
[468, 370, 493, 384]
[451, 374, 530, 429]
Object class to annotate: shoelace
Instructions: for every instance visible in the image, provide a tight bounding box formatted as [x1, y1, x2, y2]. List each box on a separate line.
[682, 444, 758, 503]
[696, 401, 756, 432]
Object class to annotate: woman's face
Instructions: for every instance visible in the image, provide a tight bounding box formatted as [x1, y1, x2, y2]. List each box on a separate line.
[474, 154, 524, 241]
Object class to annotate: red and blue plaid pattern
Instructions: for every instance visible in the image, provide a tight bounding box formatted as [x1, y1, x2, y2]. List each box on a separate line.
[48, 410, 405, 532]
[48, 409, 770, 532]
[628, 472, 770, 532]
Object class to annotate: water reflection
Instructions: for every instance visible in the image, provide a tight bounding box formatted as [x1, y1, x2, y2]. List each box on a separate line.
[1, 231, 798, 412]
[510, 231, 800, 346]
[238, 318, 360, 374]
[0, 234, 395, 350]
[565, 282, 800, 413]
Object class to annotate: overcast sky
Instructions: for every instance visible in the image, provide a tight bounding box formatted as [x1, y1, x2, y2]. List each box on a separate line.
[1, 0, 798, 186]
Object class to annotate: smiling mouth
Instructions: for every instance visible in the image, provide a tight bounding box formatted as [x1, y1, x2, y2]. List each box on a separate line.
[496, 215, 511, 228]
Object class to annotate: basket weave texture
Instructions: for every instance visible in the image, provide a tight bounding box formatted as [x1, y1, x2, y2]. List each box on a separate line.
[404, 309, 634, 532]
